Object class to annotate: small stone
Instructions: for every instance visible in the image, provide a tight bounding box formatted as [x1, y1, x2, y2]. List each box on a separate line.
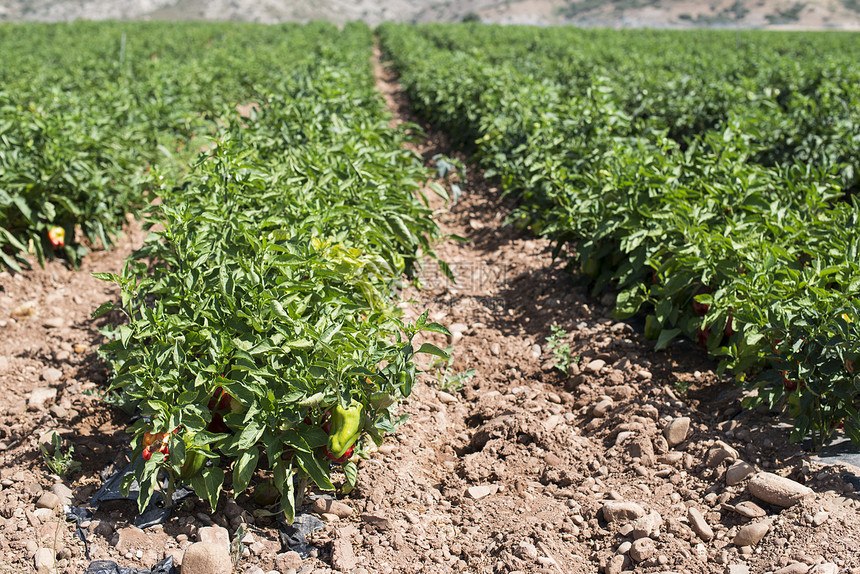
[748, 472, 813, 507]
[490, 343, 500, 355]
[617, 541, 632, 555]
[198, 525, 230, 550]
[630, 538, 656, 563]
[592, 398, 614, 418]
[312, 497, 354, 519]
[726, 565, 750, 574]
[664, 417, 690, 447]
[36, 492, 61, 510]
[182, 542, 232, 574]
[606, 554, 625, 574]
[726, 461, 755, 485]
[224, 498, 242, 520]
[706, 441, 739, 467]
[360, 513, 393, 530]
[11, 300, 37, 319]
[733, 519, 771, 546]
[630, 511, 662, 539]
[733, 501, 767, 518]
[33, 508, 54, 521]
[437, 391, 457, 403]
[775, 564, 810, 574]
[448, 322, 468, 334]
[34, 548, 55, 573]
[687, 507, 714, 541]
[28, 387, 58, 411]
[602, 501, 646, 523]
[43, 317, 66, 329]
[585, 359, 606, 373]
[465, 485, 496, 500]
[812, 511, 828, 526]
[94, 521, 115, 539]
[41, 368, 63, 384]
[249, 541, 266, 555]
[810, 564, 838, 574]
[514, 541, 538, 561]
[275, 551, 302, 572]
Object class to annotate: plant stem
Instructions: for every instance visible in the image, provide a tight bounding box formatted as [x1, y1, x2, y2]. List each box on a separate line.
[295, 475, 309, 512]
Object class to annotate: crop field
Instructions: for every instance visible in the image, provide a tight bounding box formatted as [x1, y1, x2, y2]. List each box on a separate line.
[1, 19, 860, 574]
[380, 23, 860, 448]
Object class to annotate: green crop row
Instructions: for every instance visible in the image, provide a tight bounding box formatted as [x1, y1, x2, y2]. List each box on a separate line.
[0, 22, 341, 269]
[379, 23, 860, 448]
[89, 22, 446, 520]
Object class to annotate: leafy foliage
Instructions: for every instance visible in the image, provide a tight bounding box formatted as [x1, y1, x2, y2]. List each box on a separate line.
[379, 23, 860, 448]
[89, 22, 447, 520]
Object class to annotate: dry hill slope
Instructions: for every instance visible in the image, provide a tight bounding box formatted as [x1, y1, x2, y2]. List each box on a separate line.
[1, 0, 859, 28]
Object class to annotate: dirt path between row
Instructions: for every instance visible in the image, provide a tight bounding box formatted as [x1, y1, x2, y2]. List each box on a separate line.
[0, 43, 858, 574]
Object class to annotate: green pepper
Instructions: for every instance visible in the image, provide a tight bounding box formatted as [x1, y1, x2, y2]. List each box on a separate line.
[179, 449, 206, 480]
[644, 315, 661, 340]
[327, 400, 363, 458]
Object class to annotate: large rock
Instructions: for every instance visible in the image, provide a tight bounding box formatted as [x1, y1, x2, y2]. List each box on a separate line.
[198, 525, 230, 549]
[733, 519, 771, 547]
[35, 492, 61, 510]
[664, 417, 690, 447]
[114, 526, 149, 553]
[748, 473, 813, 507]
[775, 564, 810, 574]
[687, 507, 713, 541]
[705, 441, 739, 467]
[312, 497, 353, 519]
[630, 538, 656, 563]
[602, 501, 646, 523]
[28, 387, 57, 411]
[331, 535, 357, 572]
[630, 511, 662, 539]
[34, 548, 55, 573]
[182, 542, 232, 574]
[725, 461, 755, 485]
[275, 551, 303, 572]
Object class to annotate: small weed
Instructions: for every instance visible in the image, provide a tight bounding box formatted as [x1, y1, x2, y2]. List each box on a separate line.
[231, 524, 245, 569]
[429, 346, 476, 391]
[546, 324, 579, 374]
[40, 433, 81, 477]
[674, 377, 692, 395]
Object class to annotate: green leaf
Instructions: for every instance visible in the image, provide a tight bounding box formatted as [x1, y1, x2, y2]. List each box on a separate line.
[655, 328, 682, 351]
[191, 465, 224, 512]
[423, 322, 452, 336]
[232, 446, 259, 496]
[294, 450, 335, 491]
[342, 460, 358, 495]
[416, 342, 450, 359]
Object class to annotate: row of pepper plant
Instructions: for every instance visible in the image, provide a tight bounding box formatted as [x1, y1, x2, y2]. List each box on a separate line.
[379, 23, 860, 448]
[82, 22, 448, 521]
[0, 21, 313, 269]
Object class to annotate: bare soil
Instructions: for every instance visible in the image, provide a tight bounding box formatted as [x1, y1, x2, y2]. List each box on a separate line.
[0, 44, 859, 574]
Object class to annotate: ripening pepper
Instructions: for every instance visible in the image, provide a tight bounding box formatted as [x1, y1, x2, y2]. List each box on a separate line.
[326, 400, 363, 459]
[48, 226, 65, 248]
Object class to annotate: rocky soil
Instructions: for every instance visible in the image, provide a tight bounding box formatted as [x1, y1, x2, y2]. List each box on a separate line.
[0, 43, 859, 574]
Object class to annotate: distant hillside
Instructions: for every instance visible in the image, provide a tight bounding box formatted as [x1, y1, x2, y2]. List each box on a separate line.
[1, 0, 859, 29]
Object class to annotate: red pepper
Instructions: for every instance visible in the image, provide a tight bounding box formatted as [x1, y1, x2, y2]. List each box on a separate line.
[142, 447, 152, 461]
[325, 444, 354, 464]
